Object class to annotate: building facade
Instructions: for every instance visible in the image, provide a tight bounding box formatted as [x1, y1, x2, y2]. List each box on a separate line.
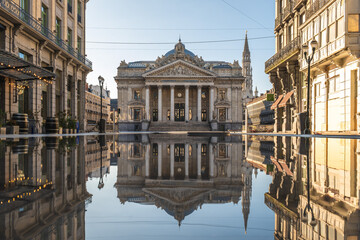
[246, 90, 275, 132]
[115, 37, 252, 131]
[266, 0, 360, 134]
[85, 84, 110, 129]
[114, 134, 253, 229]
[0, 0, 92, 133]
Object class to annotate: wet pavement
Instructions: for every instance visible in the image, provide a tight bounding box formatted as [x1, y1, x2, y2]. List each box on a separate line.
[0, 133, 359, 239]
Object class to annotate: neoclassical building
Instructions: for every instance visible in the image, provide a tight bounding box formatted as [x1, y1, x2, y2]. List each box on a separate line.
[115, 36, 253, 131]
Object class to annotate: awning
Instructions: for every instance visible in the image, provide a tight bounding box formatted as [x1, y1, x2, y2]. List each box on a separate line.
[279, 90, 294, 108]
[0, 49, 55, 82]
[271, 156, 283, 172]
[270, 95, 283, 110]
[278, 160, 293, 176]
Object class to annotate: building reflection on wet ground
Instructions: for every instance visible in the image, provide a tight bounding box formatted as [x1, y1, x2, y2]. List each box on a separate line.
[0, 134, 359, 239]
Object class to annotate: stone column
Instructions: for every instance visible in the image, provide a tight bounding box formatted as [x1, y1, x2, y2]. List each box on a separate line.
[185, 86, 189, 121]
[158, 144, 162, 178]
[170, 144, 174, 179]
[145, 144, 150, 178]
[209, 143, 214, 177]
[197, 143, 201, 179]
[158, 86, 162, 121]
[170, 86, 175, 121]
[197, 87, 202, 122]
[209, 86, 215, 121]
[145, 86, 150, 121]
[185, 143, 189, 179]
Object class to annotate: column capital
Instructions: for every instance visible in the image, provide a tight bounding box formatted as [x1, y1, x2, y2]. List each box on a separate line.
[185, 85, 190, 89]
[158, 85, 163, 90]
[170, 85, 175, 89]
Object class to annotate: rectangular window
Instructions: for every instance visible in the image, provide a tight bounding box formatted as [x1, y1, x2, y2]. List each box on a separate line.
[77, 36, 81, 53]
[348, 14, 360, 32]
[329, 23, 336, 42]
[218, 89, 226, 101]
[338, 17, 345, 36]
[329, 5, 336, 24]
[18, 50, 32, 63]
[300, 13, 305, 25]
[41, 4, 48, 34]
[133, 108, 141, 121]
[56, 18, 61, 42]
[77, 0, 82, 22]
[20, 0, 30, 22]
[219, 108, 226, 121]
[321, 30, 327, 47]
[315, 83, 321, 97]
[320, 13, 327, 30]
[219, 144, 227, 158]
[289, 24, 294, 41]
[67, 28, 72, 47]
[68, 0, 73, 13]
[134, 90, 141, 100]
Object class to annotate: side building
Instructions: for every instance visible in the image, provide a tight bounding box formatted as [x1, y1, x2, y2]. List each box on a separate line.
[265, 0, 360, 134]
[0, 0, 92, 133]
[246, 89, 275, 132]
[85, 84, 110, 131]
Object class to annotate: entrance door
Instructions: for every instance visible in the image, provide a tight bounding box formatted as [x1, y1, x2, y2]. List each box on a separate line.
[175, 103, 185, 121]
[152, 109, 158, 121]
[174, 144, 185, 162]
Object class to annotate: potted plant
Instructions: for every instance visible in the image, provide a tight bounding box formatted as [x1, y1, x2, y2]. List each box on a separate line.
[57, 111, 68, 134]
[67, 117, 76, 134]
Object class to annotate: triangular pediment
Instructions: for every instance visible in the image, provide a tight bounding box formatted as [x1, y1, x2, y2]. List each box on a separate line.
[143, 60, 216, 78]
[143, 187, 211, 204]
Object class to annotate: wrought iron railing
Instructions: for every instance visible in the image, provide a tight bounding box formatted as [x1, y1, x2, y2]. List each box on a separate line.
[0, 0, 92, 69]
[305, 0, 327, 20]
[265, 37, 300, 72]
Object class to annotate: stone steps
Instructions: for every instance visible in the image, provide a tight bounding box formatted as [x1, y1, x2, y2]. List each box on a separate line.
[149, 121, 210, 131]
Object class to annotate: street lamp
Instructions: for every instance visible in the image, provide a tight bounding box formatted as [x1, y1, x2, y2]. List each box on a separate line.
[98, 75, 105, 133]
[302, 39, 318, 134]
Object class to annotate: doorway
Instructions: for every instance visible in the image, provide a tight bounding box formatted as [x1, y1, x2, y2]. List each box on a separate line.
[175, 103, 185, 121]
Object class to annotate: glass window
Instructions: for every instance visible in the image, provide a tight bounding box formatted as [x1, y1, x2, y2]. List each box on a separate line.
[41, 4, 48, 33]
[219, 144, 227, 158]
[67, 28, 73, 47]
[133, 108, 141, 121]
[218, 89, 226, 101]
[77, 36, 81, 53]
[337, 17, 345, 36]
[315, 83, 321, 97]
[348, 14, 360, 32]
[56, 18, 61, 41]
[219, 108, 226, 121]
[134, 90, 141, 100]
[68, 0, 73, 13]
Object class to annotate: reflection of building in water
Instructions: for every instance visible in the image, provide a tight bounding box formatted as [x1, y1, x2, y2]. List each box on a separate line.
[265, 137, 360, 239]
[85, 137, 111, 179]
[245, 136, 275, 175]
[0, 137, 89, 239]
[115, 135, 253, 227]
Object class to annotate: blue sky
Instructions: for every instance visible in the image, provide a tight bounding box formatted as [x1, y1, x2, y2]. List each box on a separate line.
[86, 0, 275, 98]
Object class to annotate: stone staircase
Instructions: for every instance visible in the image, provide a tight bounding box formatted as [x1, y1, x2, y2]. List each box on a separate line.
[148, 121, 210, 131]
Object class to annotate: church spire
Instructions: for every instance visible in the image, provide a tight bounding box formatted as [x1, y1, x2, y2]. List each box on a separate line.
[243, 31, 250, 54]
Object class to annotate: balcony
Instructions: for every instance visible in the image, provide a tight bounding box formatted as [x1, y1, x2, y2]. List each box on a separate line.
[305, 0, 327, 20]
[265, 37, 300, 73]
[0, 0, 92, 69]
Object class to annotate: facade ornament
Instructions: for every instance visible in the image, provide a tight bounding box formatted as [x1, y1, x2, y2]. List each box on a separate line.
[120, 60, 128, 67]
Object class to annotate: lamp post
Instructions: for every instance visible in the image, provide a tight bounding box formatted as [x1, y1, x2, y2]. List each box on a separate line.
[301, 39, 318, 228]
[302, 39, 318, 134]
[98, 76, 105, 133]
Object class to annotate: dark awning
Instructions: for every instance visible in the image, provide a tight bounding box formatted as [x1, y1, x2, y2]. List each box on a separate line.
[0, 49, 55, 82]
[270, 95, 283, 110]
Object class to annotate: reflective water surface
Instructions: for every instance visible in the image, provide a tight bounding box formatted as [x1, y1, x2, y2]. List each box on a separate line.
[0, 134, 359, 239]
